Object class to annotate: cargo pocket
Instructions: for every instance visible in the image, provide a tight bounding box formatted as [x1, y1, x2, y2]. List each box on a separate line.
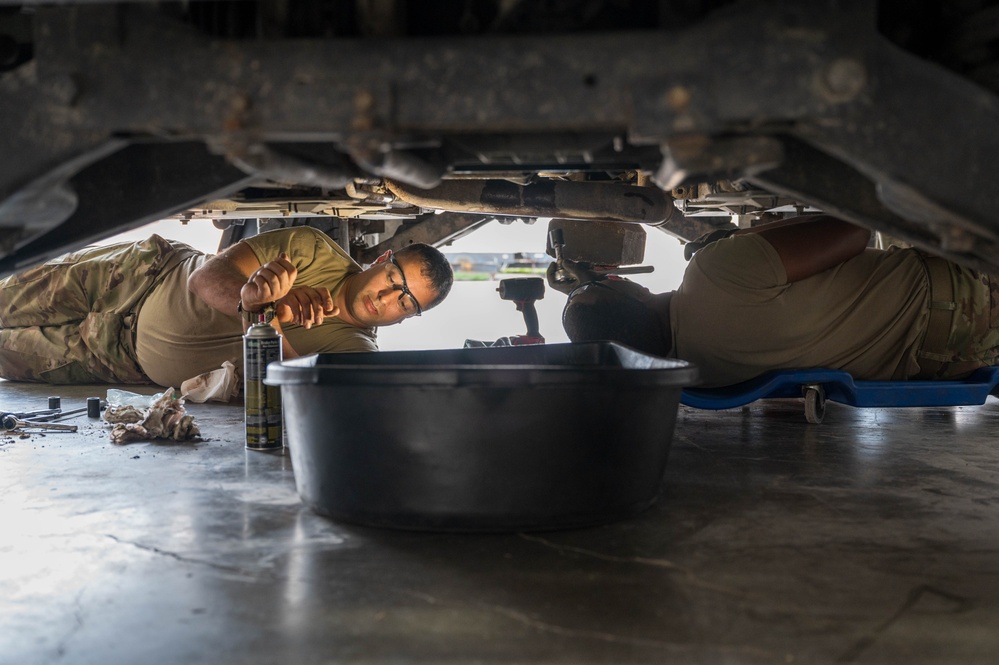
[79, 311, 148, 383]
[0, 324, 104, 383]
[989, 275, 999, 330]
[958, 269, 999, 365]
[978, 274, 999, 366]
[38, 361, 105, 384]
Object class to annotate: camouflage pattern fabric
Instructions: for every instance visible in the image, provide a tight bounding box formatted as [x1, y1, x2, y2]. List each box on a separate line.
[0, 235, 198, 384]
[916, 259, 999, 380]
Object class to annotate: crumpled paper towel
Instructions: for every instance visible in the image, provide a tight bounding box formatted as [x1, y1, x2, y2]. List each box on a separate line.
[105, 389, 201, 444]
[180, 361, 240, 403]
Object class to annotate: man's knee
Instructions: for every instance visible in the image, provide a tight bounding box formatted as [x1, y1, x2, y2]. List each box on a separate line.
[0, 359, 103, 384]
[0, 328, 106, 384]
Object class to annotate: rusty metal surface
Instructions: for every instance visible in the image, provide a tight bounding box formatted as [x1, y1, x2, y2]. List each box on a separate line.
[545, 219, 648, 266]
[0, 142, 256, 276]
[386, 179, 676, 225]
[355, 212, 491, 265]
[1, 1, 998, 273]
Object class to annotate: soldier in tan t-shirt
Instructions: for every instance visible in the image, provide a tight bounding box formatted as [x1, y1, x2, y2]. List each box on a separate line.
[0, 226, 454, 387]
[555, 215, 999, 388]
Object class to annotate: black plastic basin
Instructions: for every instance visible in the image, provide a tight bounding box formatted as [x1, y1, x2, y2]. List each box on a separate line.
[266, 342, 698, 531]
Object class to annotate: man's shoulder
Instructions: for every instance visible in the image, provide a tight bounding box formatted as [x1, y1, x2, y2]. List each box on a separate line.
[694, 233, 776, 262]
[251, 225, 331, 247]
[686, 233, 787, 289]
[244, 226, 357, 269]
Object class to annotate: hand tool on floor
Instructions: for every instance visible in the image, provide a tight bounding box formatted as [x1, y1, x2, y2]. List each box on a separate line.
[2, 415, 79, 432]
[497, 277, 546, 345]
[44, 398, 107, 422]
[0, 396, 65, 422]
[0, 407, 62, 421]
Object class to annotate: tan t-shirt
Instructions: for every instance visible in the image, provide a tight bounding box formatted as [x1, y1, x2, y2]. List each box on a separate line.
[135, 226, 377, 387]
[669, 234, 930, 387]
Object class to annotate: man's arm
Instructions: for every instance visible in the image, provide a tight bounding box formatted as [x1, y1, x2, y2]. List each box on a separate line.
[735, 214, 872, 283]
[188, 241, 336, 359]
[188, 242, 268, 315]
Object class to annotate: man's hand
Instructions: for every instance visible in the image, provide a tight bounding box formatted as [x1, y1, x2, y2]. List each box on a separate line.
[683, 227, 737, 261]
[239, 252, 298, 311]
[238, 252, 337, 329]
[276, 286, 338, 329]
[546, 259, 600, 295]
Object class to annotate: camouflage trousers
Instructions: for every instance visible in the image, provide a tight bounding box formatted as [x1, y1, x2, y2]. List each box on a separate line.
[914, 254, 999, 380]
[0, 235, 198, 384]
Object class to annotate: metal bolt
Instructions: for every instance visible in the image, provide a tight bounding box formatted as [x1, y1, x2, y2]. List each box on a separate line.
[820, 58, 867, 102]
[0, 34, 18, 68]
[665, 85, 692, 112]
[940, 226, 976, 253]
[49, 73, 81, 106]
[353, 90, 376, 131]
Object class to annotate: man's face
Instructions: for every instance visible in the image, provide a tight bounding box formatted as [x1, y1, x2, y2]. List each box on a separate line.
[341, 252, 437, 327]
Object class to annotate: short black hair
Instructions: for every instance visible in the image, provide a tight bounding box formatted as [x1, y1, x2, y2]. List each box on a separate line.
[562, 281, 670, 356]
[395, 243, 454, 310]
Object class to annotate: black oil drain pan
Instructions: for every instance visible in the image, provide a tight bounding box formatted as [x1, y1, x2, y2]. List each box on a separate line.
[266, 342, 698, 531]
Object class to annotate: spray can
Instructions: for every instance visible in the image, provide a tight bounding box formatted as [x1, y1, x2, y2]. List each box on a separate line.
[244, 315, 283, 450]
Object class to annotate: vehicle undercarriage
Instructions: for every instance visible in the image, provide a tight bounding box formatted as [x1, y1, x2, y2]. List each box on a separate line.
[0, 0, 997, 273]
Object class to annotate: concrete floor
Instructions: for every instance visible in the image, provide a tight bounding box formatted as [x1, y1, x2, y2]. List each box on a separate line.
[2, 380, 999, 664]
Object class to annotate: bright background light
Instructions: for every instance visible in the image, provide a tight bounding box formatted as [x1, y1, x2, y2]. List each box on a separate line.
[103, 218, 688, 350]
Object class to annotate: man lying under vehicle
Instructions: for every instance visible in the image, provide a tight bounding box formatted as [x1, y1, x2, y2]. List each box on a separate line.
[549, 214, 999, 388]
[0, 225, 453, 387]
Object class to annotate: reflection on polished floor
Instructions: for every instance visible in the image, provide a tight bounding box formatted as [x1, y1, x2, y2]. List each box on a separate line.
[2, 380, 998, 664]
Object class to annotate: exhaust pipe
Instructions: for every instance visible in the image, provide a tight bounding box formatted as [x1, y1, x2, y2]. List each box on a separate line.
[385, 178, 679, 226]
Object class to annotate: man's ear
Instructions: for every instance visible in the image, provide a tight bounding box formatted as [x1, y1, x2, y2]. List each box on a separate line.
[372, 250, 392, 265]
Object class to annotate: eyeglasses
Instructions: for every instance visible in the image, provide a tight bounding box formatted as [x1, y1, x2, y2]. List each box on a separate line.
[387, 254, 423, 316]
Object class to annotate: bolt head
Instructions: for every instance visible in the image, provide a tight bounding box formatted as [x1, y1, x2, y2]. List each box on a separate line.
[820, 58, 867, 102]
